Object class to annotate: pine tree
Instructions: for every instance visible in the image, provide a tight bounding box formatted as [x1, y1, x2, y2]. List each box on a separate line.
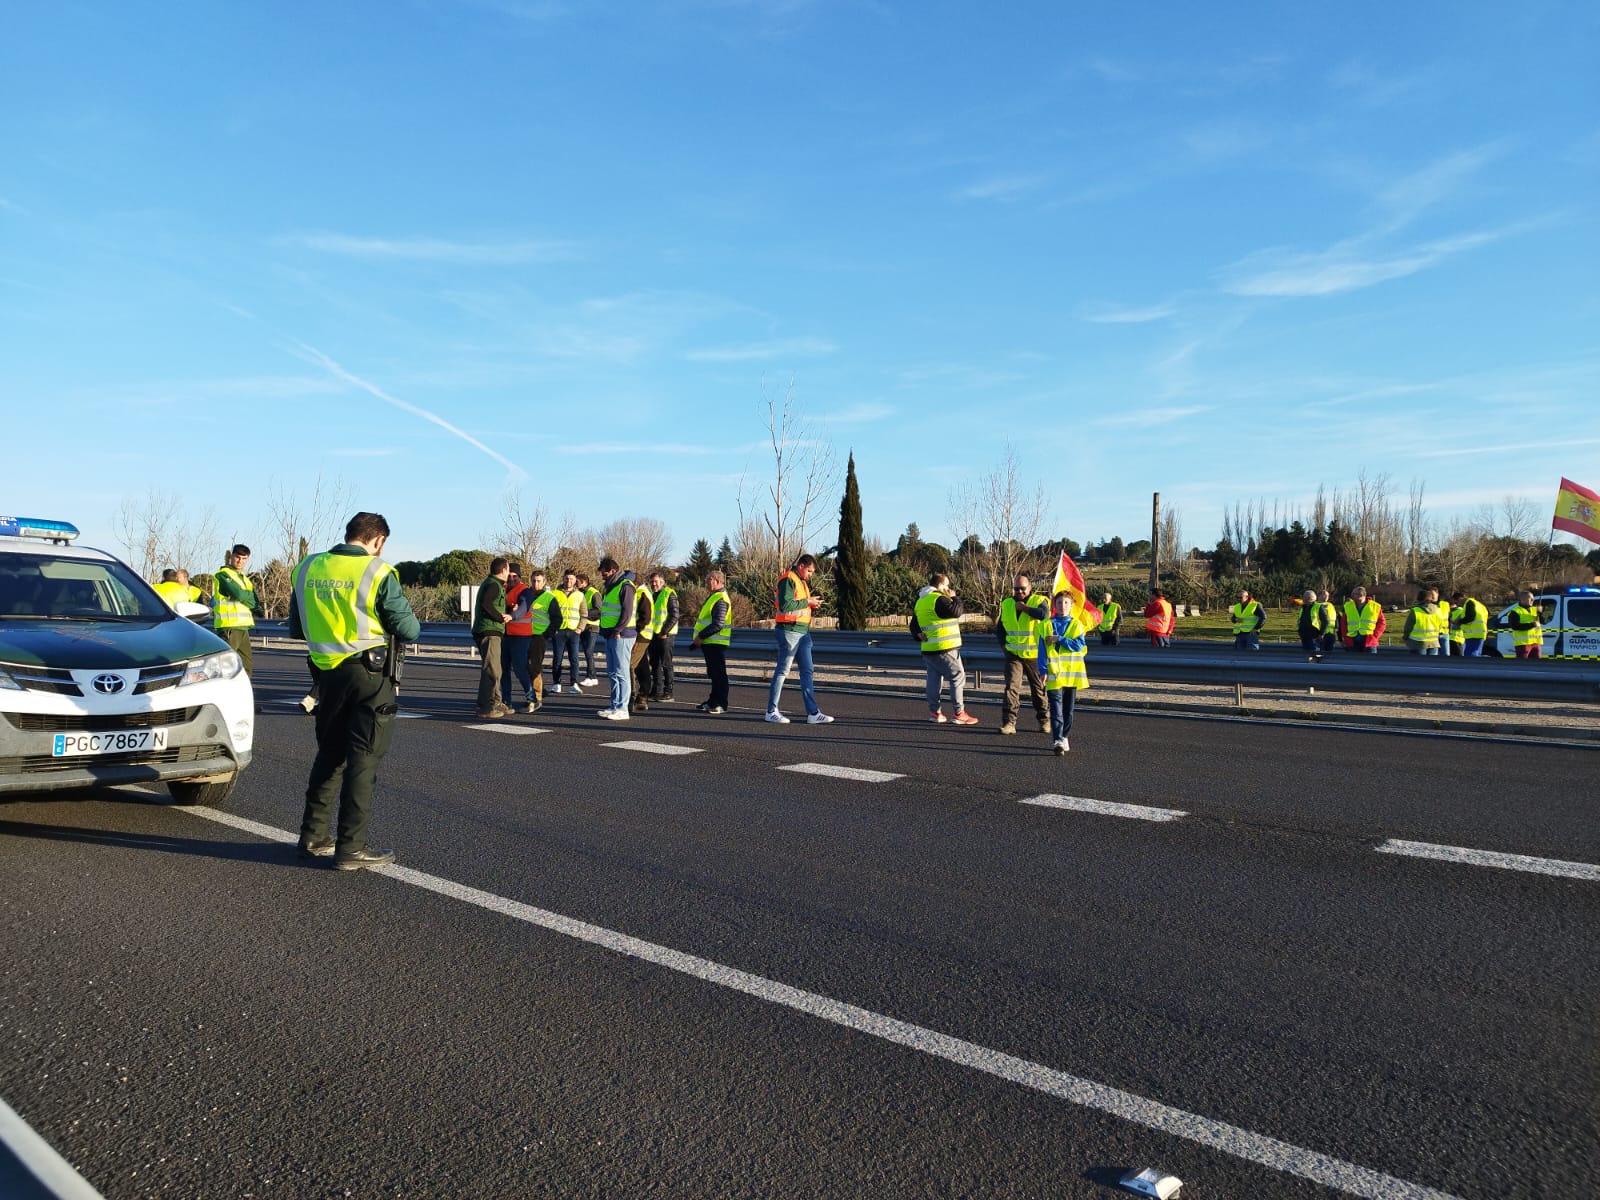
[834, 453, 868, 629]
[684, 538, 715, 585]
[715, 537, 735, 569]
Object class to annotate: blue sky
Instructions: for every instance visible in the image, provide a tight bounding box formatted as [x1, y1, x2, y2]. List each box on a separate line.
[3, 1, 1597, 567]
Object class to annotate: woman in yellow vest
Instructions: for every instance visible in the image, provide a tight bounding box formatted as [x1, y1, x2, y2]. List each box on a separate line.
[1037, 591, 1090, 755]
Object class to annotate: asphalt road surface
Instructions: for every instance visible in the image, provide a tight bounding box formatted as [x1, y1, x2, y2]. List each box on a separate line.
[3, 648, 1595, 1198]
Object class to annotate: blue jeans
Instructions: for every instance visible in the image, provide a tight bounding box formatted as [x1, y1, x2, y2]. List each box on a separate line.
[501, 634, 532, 702]
[767, 626, 818, 716]
[1047, 687, 1076, 741]
[549, 630, 580, 685]
[1234, 632, 1260, 650]
[605, 634, 635, 711]
[1461, 638, 1484, 657]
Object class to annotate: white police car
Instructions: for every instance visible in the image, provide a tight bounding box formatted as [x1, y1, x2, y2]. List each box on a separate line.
[0, 517, 252, 806]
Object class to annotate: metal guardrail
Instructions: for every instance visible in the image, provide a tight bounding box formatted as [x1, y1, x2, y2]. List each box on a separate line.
[248, 622, 1600, 704]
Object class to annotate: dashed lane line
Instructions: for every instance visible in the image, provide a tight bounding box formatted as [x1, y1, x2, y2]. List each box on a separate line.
[1020, 794, 1187, 822]
[777, 762, 904, 783]
[465, 724, 551, 736]
[173, 804, 1460, 1200]
[1376, 839, 1600, 882]
[602, 740, 703, 755]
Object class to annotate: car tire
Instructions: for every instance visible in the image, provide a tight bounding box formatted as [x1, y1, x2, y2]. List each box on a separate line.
[167, 775, 237, 808]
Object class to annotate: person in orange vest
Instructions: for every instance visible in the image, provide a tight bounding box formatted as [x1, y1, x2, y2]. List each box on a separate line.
[765, 554, 833, 724]
[1142, 588, 1175, 647]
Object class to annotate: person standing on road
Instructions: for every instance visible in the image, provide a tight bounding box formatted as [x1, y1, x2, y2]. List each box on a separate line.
[1037, 591, 1089, 755]
[596, 557, 638, 719]
[549, 570, 584, 693]
[766, 553, 833, 725]
[522, 570, 559, 712]
[646, 570, 679, 702]
[692, 569, 732, 714]
[1450, 590, 1488, 657]
[1142, 588, 1174, 647]
[1403, 587, 1444, 656]
[913, 573, 978, 725]
[213, 544, 259, 678]
[1339, 586, 1385, 654]
[290, 511, 421, 871]
[1230, 589, 1265, 650]
[1506, 590, 1544, 660]
[576, 572, 602, 688]
[501, 564, 534, 711]
[629, 576, 656, 714]
[473, 557, 512, 718]
[997, 573, 1049, 736]
[1095, 590, 1122, 646]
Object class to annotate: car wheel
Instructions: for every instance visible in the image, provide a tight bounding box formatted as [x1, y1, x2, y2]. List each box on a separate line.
[167, 775, 237, 808]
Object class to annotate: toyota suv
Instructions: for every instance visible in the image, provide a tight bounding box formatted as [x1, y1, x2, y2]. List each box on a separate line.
[0, 516, 253, 806]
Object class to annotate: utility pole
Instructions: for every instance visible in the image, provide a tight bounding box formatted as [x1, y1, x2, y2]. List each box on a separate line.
[1150, 491, 1161, 591]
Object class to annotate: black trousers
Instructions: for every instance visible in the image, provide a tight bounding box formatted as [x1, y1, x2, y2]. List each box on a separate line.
[648, 636, 675, 696]
[300, 656, 397, 853]
[702, 643, 729, 708]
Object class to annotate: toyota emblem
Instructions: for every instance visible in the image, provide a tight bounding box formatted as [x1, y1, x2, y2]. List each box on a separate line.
[91, 673, 126, 695]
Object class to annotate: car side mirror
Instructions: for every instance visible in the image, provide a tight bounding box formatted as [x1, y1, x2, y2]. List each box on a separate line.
[176, 601, 210, 619]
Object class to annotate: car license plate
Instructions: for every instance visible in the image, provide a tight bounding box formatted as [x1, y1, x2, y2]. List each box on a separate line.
[52, 729, 169, 757]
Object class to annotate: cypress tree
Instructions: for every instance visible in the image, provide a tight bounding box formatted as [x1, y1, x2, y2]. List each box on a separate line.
[834, 452, 869, 629]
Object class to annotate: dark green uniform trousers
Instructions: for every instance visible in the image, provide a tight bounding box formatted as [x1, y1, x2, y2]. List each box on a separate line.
[300, 656, 397, 853]
[218, 626, 254, 676]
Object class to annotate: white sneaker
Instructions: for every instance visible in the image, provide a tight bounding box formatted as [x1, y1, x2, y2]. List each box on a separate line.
[806, 712, 834, 725]
[580, 677, 598, 687]
[601, 708, 631, 721]
[596, 708, 615, 718]
[550, 684, 563, 695]
[765, 710, 791, 724]
[1060, 736, 1070, 752]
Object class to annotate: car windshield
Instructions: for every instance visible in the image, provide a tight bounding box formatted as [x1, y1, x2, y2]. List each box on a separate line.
[0, 552, 173, 621]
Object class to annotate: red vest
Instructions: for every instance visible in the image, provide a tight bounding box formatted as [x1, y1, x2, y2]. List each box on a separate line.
[505, 581, 532, 635]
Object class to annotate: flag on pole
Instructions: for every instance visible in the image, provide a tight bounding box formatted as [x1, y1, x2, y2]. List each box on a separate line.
[1050, 550, 1103, 628]
[1553, 477, 1600, 545]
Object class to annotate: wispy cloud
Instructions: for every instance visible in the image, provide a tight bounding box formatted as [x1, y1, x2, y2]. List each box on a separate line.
[1218, 229, 1503, 297]
[1182, 121, 1271, 163]
[1373, 144, 1504, 232]
[820, 402, 894, 424]
[557, 442, 718, 456]
[0, 196, 28, 216]
[293, 342, 525, 480]
[1421, 436, 1600, 459]
[955, 174, 1048, 202]
[1084, 301, 1177, 324]
[1328, 59, 1434, 109]
[1092, 404, 1212, 428]
[685, 337, 836, 362]
[288, 232, 578, 264]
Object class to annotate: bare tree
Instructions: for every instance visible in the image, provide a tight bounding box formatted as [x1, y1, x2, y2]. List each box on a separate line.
[114, 489, 220, 584]
[556, 517, 672, 576]
[946, 444, 1050, 616]
[1406, 478, 1428, 580]
[1158, 503, 1185, 575]
[261, 474, 356, 618]
[482, 487, 559, 572]
[736, 376, 838, 597]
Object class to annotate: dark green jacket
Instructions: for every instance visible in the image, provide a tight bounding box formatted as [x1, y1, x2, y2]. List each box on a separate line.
[216, 567, 260, 613]
[473, 575, 508, 638]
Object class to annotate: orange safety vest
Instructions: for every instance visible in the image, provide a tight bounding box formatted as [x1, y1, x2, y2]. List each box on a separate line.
[1144, 598, 1174, 635]
[773, 569, 811, 625]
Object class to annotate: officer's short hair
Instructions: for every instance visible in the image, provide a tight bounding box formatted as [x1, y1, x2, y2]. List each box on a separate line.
[795, 553, 816, 569]
[230, 543, 251, 558]
[161, 569, 178, 582]
[345, 512, 390, 543]
[490, 557, 509, 576]
[599, 556, 619, 573]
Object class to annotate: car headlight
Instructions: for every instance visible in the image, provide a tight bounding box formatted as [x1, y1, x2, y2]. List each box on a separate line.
[178, 651, 243, 686]
[0, 666, 21, 691]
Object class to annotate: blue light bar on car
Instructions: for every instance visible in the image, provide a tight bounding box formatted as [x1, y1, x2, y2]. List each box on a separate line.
[0, 516, 80, 542]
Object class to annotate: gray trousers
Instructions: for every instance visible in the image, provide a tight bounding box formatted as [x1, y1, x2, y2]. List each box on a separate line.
[924, 649, 966, 712]
[1002, 653, 1048, 727]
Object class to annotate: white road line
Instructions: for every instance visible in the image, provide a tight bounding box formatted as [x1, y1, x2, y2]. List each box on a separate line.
[1020, 794, 1187, 822]
[175, 805, 1457, 1199]
[396, 712, 428, 720]
[465, 724, 550, 736]
[1376, 839, 1600, 882]
[602, 740, 703, 755]
[778, 762, 904, 783]
[0, 1096, 107, 1200]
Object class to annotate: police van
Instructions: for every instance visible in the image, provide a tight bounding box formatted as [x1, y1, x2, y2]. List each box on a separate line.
[0, 516, 253, 806]
[1487, 586, 1600, 659]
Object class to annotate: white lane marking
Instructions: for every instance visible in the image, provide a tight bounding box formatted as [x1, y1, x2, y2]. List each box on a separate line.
[602, 740, 703, 755]
[176, 805, 1457, 1199]
[1020, 794, 1187, 822]
[465, 724, 550, 735]
[778, 762, 904, 783]
[396, 712, 429, 720]
[1377, 839, 1600, 882]
[0, 1096, 107, 1200]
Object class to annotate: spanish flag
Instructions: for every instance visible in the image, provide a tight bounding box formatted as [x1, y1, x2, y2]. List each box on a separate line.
[1050, 551, 1103, 628]
[1553, 477, 1600, 545]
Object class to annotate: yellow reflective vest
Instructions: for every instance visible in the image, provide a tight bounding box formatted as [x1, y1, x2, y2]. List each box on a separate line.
[914, 591, 961, 653]
[1509, 604, 1542, 648]
[1036, 616, 1090, 690]
[652, 585, 679, 636]
[1453, 598, 1487, 641]
[1409, 605, 1444, 648]
[213, 567, 255, 630]
[1000, 594, 1046, 657]
[694, 590, 732, 647]
[293, 551, 395, 669]
[1229, 600, 1263, 635]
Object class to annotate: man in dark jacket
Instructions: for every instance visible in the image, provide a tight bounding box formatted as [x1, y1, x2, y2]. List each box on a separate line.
[473, 558, 512, 718]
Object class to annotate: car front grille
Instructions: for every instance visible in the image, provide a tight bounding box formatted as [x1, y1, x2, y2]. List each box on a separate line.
[0, 742, 229, 775]
[135, 665, 185, 694]
[3, 665, 81, 696]
[4, 708, 198, 733]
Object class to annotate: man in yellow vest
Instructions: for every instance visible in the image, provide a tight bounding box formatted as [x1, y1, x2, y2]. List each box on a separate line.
[549, 569, 584, 693]
[1339, 586, 1386, 653]
[153, 569, 187, 608]
[913, 573, 978, 725]
[596, 556, 638, 719]
[1230, 589, 1265, 650]
[289, 512, 420, 870]
[213, 544, 259, 678]
[629, 575, 655, 714]
[996, 573, 1049, 735]
[766, 553, 833, 724]
[1315, 589, 1339, 658]
[645, 570, 680, 703]
[1449, 590, 1488, 657]
[1037, 591, 1090, 755]
[1096, 590, 1122, 646]
[692, 569, 733, 713]
[1506, 589, 1544, 660]
[1402, 587, 1444, 655]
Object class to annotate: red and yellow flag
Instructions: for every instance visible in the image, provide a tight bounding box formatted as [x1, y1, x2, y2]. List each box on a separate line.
[1049, 551, 1103, 628]
[1553, 477, 1600, 545]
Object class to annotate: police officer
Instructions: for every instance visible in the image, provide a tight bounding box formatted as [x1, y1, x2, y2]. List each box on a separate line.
[214, 544, 259, 676]
[289, 512, 421, 871]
